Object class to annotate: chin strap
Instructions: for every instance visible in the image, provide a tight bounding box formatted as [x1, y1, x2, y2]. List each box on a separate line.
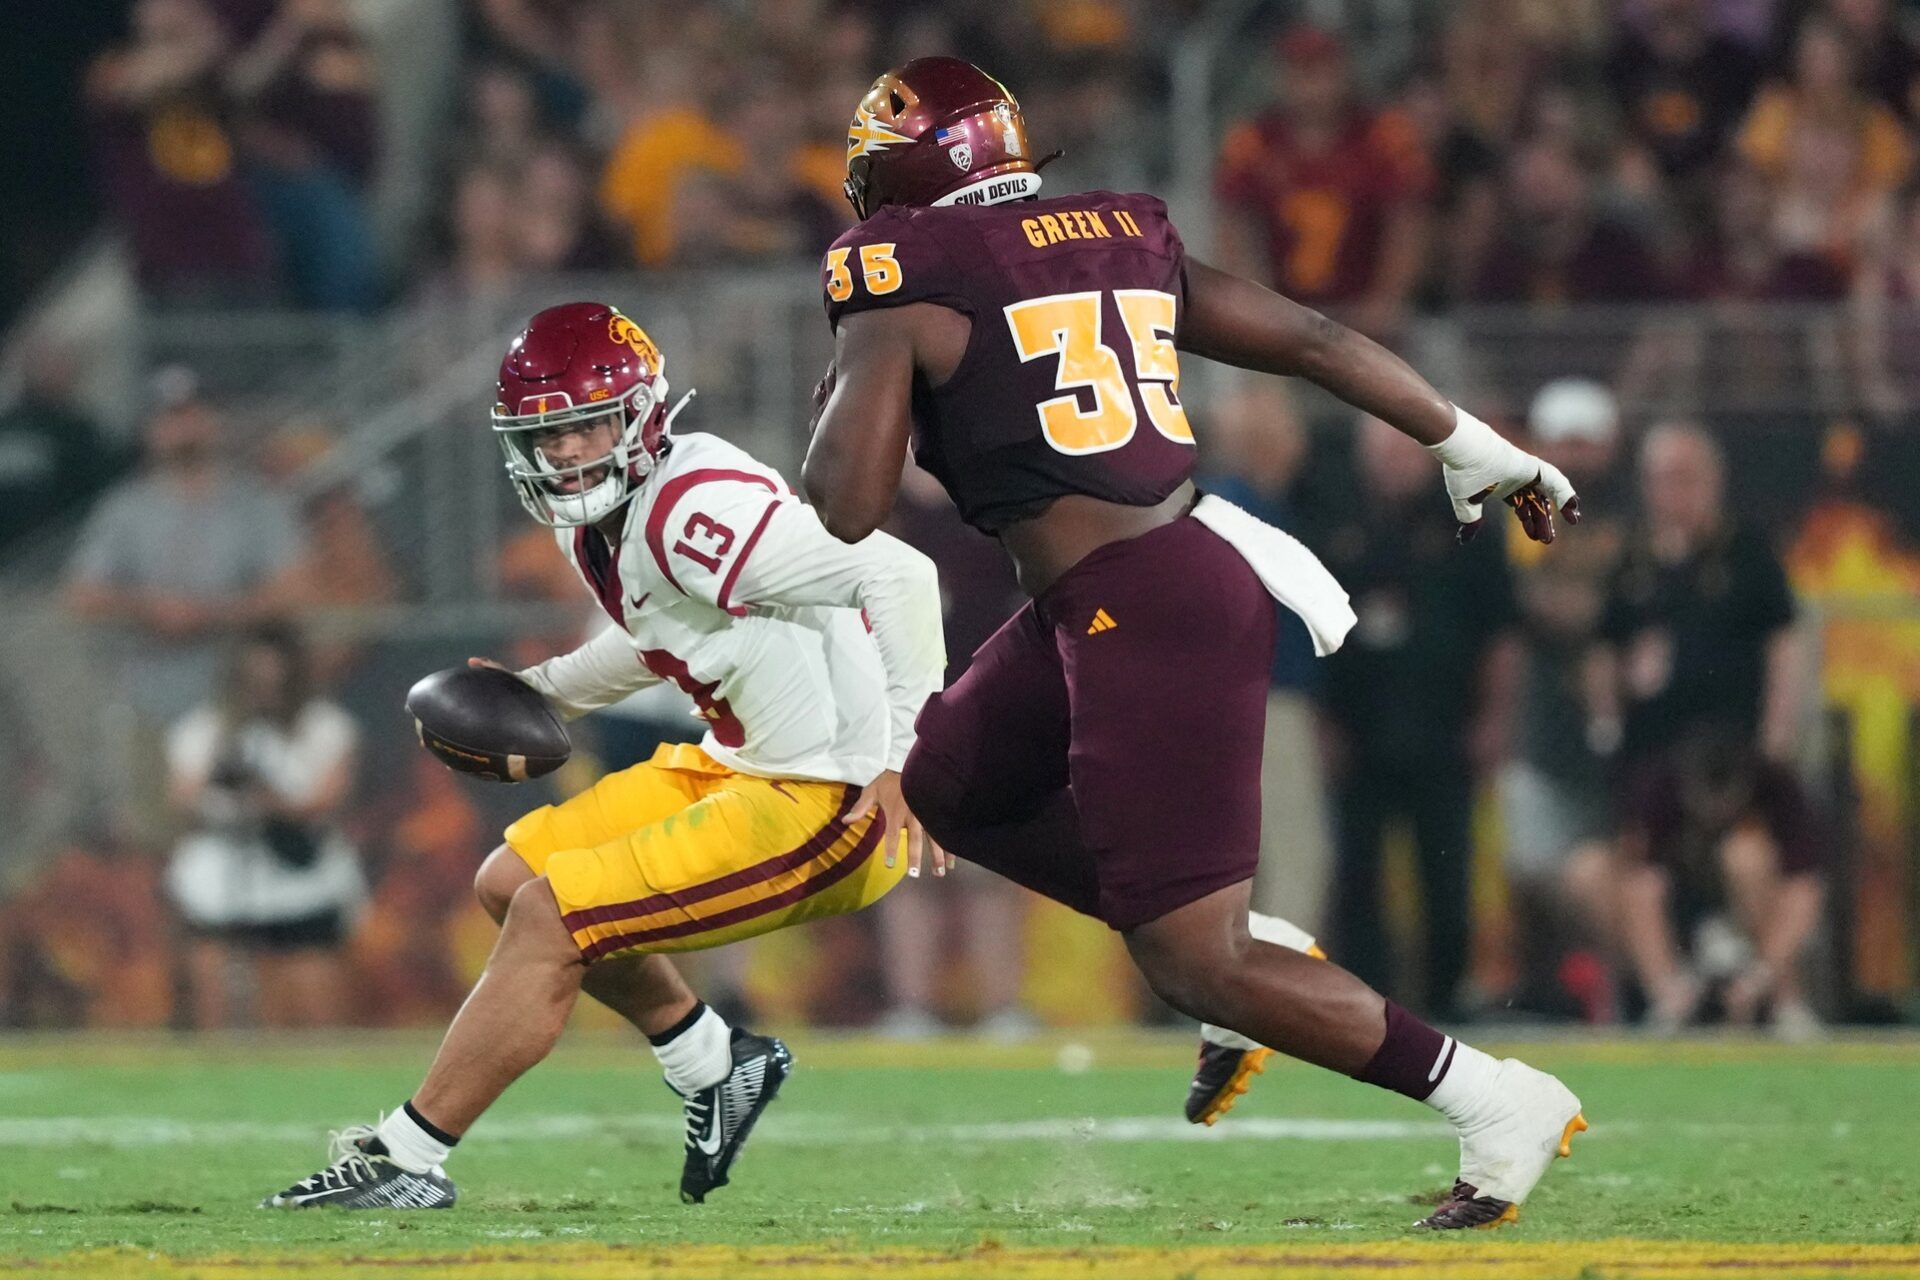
[662, 387, 697, 436]
[1034, 149, 1065, 171]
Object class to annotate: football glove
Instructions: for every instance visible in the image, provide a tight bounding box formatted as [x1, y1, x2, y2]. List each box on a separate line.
[1429, 407, 1581, 545]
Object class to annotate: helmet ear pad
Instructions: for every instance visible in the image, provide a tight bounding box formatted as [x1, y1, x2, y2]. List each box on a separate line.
[630, 383, 671, 481]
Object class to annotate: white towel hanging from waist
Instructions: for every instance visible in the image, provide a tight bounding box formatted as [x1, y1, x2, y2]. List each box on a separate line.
[1190, 494, 1356, 657]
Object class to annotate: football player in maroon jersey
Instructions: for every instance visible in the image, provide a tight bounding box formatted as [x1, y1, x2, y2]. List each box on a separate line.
[805, 58, 1585, 1230]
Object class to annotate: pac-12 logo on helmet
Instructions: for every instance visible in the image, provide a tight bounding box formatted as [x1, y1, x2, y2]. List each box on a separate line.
[491, 302, 690, 527]
[842, 57, 1043, 220]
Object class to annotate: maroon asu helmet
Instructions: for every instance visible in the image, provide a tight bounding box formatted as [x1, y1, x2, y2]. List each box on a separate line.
[492, 302, 686, 526]
[844, 57, 1043, 219]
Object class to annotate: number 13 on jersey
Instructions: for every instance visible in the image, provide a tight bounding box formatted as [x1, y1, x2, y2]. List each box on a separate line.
[1003, 290, 1194, 455]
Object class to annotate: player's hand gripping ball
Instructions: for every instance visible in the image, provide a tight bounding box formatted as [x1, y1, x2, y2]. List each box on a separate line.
[405, 665, 571, 782]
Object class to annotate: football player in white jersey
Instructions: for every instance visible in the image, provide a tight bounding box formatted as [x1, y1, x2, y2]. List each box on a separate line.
[265, 303, 945, 1210]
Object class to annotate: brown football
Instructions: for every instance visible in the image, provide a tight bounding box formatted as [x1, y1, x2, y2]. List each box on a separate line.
[405, 666, 571, 783]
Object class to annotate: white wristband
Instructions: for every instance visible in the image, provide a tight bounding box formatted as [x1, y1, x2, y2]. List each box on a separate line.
[1426, 406, 1505, 470]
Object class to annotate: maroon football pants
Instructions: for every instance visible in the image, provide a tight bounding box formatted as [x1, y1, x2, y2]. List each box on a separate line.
[901, 516, 1276, 930]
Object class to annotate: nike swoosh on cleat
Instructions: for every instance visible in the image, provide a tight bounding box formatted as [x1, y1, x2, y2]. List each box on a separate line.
[693, 1101, 723, 1156]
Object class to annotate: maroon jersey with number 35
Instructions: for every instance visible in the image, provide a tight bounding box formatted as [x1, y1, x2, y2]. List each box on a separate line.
[823, 191, 1196, 533]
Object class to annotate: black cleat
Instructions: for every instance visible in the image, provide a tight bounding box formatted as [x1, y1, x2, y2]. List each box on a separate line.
[1414, 1179, 1520, 1230]
[676, 1029, 793, 1204]
[261, 1125, 456, 1209]
[1185, 1041, 1272, 1125]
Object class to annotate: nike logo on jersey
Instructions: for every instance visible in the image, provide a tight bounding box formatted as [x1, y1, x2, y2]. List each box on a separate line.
[628, 592, 651, 612]
[1086, 608, 1118, 635]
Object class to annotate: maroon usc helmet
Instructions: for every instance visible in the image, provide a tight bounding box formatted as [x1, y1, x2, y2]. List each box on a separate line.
[491, 302, 687, 526]
[844, 57, 1042, 219]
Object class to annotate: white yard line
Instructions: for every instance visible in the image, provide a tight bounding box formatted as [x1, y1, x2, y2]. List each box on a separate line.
[0, 1112, 1723, 1150]
[0, 1114, 1458, 1149]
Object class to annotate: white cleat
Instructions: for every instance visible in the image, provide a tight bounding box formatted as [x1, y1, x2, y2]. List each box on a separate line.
[1416, 1059, 1586, 1230]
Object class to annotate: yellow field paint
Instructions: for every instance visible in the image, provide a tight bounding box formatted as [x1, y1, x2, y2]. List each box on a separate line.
[25, 1241, 1920, 1280]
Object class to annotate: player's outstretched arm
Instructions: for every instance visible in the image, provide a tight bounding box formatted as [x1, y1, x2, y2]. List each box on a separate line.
[803, 307, 937, 543]
[1179, 258, 1579, 544]
[511, 626, 661, 721]
[1179, 259, 1456, 444]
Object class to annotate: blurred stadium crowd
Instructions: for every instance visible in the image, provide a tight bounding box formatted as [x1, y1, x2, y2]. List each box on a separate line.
[65, 0, 1920, 322]
[2, 0, 1918, 1037]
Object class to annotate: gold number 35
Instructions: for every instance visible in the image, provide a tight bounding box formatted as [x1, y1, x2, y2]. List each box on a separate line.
[1004, 289, 1194, 455]
[825, 243, 902, 302]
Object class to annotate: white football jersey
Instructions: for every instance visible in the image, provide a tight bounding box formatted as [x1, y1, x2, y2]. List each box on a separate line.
[517, 432, 944, 787]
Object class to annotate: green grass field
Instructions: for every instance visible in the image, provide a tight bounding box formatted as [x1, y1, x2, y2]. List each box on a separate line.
[2, 1031, 1918, 1278]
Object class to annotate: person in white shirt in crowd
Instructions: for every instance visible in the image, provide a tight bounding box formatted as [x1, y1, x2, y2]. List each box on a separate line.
[166, 623, 365, 1028]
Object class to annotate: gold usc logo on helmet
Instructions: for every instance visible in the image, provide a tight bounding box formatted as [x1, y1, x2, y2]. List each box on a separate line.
[608, 313, 661, 367]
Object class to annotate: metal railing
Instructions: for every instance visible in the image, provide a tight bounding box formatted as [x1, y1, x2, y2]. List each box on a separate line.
[257, 291, 1914, 609]
[11, 282, 1914, 620]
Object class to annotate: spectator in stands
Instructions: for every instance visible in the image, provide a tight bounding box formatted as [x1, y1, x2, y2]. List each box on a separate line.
[1394, 67, 1504, 309]
[464, 60, 546, 169]
[256, 424, 403, 684]
[1849, 182, 1920, 416]
[444, 163, 523, 298]
[874, 465, 1033, 1038]
[164, 623, 366, 1027]
[1606, 0, 1763, 206]
[598, 50, 743, 268]
[1499, 380, 1629, 1022]
[799, 72, 872, 213]
[1319, 417, 1521, 1020]
[805, 11, 880, 116]
[1690, 163, 1849, 300]
[86, 0, 277, 303]
[65, 369, 306, 842]
[1819, 0, 1920, 121]
[224, 0, 383, 310]
[1198, 382, 1335, 935]
[1474, 136, 1673, 305]
[1736, 14, 1910, 283]
[473, 0, 594, 126]
[519, 139, 621, 272]
[1441, 0, 1542, 151]
[1020, 58, 1151, 196]
[0, 341, 130, 559]
[1673, 164, 1853, 419]
[1594, 422, 1824, 1037]
[1214, 26, 1432, 336]
[671, 76, 845, 265]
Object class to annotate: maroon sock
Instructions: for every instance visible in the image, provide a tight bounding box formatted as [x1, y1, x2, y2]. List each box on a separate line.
[1354, 999, 1455, 1102]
